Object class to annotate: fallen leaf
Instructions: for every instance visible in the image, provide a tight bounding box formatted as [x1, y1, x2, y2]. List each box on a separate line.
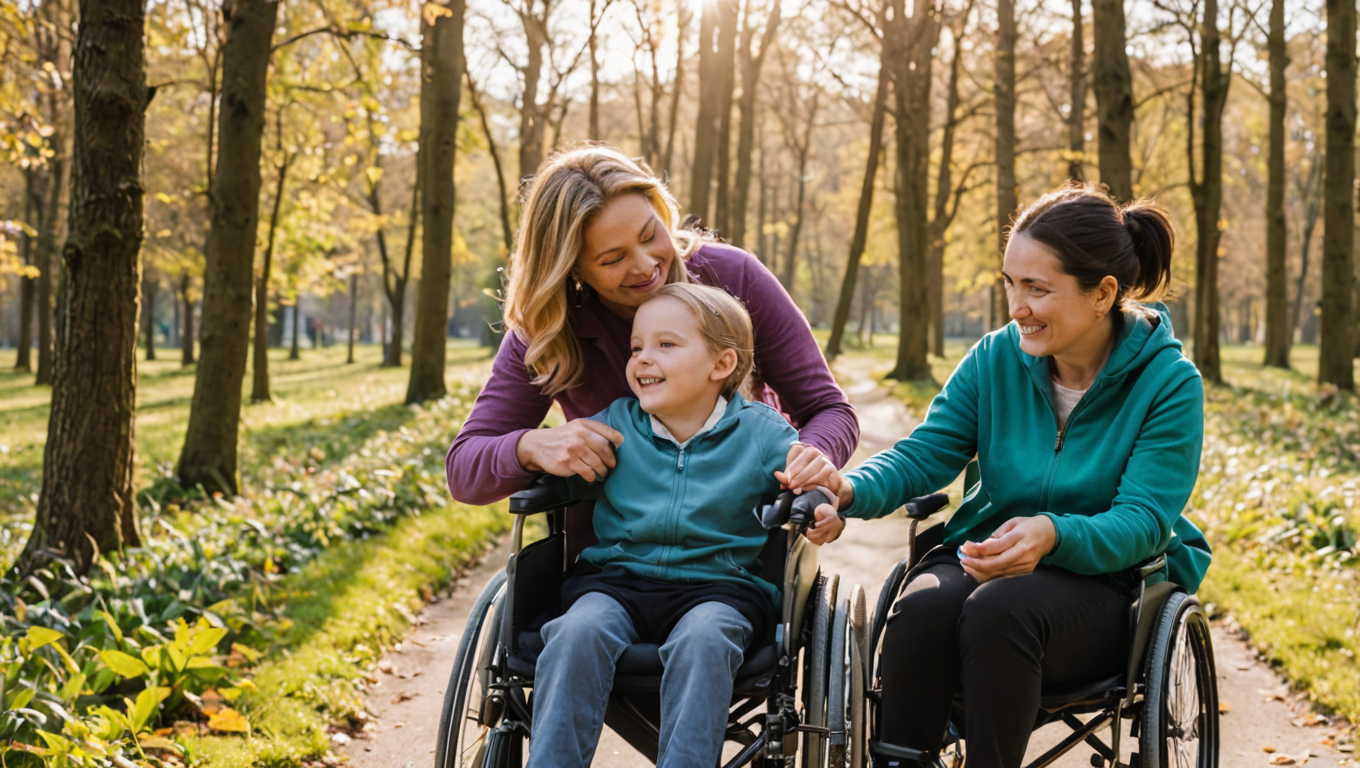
[1268, 754, 1295, 765]
[390, 692, 417, 704]
[1264, 745, 1278, 753]
[207, 707, 250, 734]
[1220, 702, 1232, 714]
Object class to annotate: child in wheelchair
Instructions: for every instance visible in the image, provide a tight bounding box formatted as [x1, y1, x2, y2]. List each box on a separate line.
[525, 282, 839, 768]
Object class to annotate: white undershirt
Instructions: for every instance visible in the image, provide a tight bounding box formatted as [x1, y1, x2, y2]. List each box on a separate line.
[1051, 381, 1086, 431]
[650, 395, 728, 448]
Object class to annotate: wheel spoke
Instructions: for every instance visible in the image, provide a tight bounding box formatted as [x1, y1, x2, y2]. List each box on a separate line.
[1165, 618, 1202, 768]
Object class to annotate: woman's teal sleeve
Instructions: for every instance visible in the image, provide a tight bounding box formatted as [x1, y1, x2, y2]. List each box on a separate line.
[1039, 373, 1204, 578]
[841, 346, 982, 519]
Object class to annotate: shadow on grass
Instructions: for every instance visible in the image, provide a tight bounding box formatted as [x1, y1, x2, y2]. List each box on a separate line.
[242, 402, 419, 475]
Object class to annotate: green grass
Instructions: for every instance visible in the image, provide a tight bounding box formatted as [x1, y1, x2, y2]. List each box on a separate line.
[186, 502, 506, 767]
[856, 339, 1360, 722]
[0, 340, 494, 558]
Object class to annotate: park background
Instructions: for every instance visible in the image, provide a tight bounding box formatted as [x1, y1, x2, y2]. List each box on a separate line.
[2, 0, 1360, 765]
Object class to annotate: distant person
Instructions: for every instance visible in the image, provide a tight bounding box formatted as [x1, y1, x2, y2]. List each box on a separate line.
[820, 183, 1212, 768]
[445, 144, 857, 545]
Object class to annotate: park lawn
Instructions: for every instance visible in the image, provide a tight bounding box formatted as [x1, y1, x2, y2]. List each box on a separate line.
[0, 340, 516, 767]
[0, 340, 494, 562]
[860, 339, 1360, 722]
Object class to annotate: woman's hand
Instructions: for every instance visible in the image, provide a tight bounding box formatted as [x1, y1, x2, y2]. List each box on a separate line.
[775, 443, 841, 495]
[959, 516, 1056, 583]
[515, 419, 625, 482]
[807, 490, 845, 546]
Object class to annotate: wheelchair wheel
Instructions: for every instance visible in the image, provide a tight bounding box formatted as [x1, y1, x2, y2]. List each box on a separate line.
[435, 570, 511, 768]
[828, 584, 868, 768]
[803, 572, 839, 768]
[1139, 591, 1219, 768]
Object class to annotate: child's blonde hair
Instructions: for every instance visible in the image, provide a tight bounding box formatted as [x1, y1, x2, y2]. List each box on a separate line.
[503, 145, 704, 397]
[647, 283, 754, 399]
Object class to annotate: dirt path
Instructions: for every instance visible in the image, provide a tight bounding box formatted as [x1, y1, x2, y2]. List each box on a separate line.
[341, 374, 1354, 768]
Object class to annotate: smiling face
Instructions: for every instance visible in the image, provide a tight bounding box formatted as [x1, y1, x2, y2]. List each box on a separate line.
[577, 192, 677, 318]
[1002, 233, 1117, 363]
[626, 296, 736, 425]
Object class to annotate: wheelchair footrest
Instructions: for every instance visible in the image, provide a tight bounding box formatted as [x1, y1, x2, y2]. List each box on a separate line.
[870, 740, 936, 763]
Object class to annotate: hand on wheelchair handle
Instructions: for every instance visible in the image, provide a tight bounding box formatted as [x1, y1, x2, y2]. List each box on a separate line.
[774, 443, 841, 496]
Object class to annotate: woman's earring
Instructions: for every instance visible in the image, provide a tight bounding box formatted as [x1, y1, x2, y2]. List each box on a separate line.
[573, 275, 583, 292]
[571, 274, 584, 307]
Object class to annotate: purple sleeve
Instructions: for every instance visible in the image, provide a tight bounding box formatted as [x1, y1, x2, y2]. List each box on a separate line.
[736, 253, 859, 467]
[445, 332, 553, 505]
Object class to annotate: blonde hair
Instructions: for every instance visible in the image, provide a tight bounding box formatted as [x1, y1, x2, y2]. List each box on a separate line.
[504, 145, 704, 397]
[646, 283, 754, 399]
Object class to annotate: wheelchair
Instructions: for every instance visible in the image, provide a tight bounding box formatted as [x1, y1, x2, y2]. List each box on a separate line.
[434, 477, 869, 768]
[868, 485, 1220, 768]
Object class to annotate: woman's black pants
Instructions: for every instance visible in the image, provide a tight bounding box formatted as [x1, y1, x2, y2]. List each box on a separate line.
[876, 547, 1131, 768]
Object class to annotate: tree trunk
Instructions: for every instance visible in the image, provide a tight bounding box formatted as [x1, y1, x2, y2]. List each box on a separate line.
[1067, 0, 1086, 181]
[929, 15, 970, 357]
[662, 5, 690, 180]
[994, 0, 1018, 330]
[22, 0, 146, 573]
[144, 270, 158, 360]
[467, 73, 513, 256]
[289, 301, 301, 360]
[517, 3, 548, 179]
[407, 0, 465, 405]
[252, 153, 289, 403]
[1191, 0, 1228, 385]
[729, 0, 780, 250]
[1262, 0, 1289, 369]
[1319, 0, 1356, 388]
[689, 1, 724, 223]
[779, 91, 818, 292]
[711, 0, 738, 235]
[14, 171, 36, 372]
[180, 274, 195, 365]
[347, 270, 358, 364]
[589, 0, 601, 139]
[176, 0, 280, 496]
[1091, 0, 1134, 201]
[827, 4, 888, 361]
[35, 144, 65, 386]
[888, 0, 940, 382]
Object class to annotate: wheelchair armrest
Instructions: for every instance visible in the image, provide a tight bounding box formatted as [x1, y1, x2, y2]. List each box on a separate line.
[508, 475, 585, 514]
[1134, 554, 1167, 582]
[756, 489, 830, 531]
[903, 493, 949, 520]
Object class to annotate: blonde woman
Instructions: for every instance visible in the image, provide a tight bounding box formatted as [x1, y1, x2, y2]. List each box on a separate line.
[446, 145, 857, 547]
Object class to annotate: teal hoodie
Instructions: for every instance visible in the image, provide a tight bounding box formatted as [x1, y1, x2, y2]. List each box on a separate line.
[844, 304, 1212, 592]
[562, 393, 799, 607]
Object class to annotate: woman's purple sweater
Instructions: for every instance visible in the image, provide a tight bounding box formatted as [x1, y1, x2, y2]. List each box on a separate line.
[445, 243, 860, 505]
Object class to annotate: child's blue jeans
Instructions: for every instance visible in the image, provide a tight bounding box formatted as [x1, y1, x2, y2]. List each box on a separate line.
[524, 591, 752, 768]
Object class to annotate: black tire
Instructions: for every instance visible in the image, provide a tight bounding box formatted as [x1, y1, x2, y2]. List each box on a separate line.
[1139, 591, 1219, 768]
[803, 572, 839, 768]
[870, 558, 909, 683]
[828, 585, 868, 768]
[435, 570, 509, 768]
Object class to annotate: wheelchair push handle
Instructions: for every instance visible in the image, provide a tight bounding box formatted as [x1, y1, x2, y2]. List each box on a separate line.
[507, 474, 584, 514]
[903, 492, 949, 520]
[756, 489, 833, 532]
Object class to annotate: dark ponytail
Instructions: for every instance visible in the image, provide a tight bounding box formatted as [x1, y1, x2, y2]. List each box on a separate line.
[1119, 203, 1174, 302]
[1009, 181, 1176, 307]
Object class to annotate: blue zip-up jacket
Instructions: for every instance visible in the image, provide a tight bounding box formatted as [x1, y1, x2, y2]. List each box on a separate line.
[563, 393, 800, 607]
[844, 304, 1212, 592]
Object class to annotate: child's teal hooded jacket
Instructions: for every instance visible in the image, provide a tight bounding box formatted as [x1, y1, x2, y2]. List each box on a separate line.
[564, 393, 800, 607]
[843, 304, 1212, 592]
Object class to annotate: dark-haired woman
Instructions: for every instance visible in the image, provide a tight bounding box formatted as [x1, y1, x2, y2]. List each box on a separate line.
[819, 183, 1212, 768]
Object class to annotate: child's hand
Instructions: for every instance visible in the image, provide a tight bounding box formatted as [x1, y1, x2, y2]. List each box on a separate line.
[775, 444, 841, 495]
[805, 492, 845, 546]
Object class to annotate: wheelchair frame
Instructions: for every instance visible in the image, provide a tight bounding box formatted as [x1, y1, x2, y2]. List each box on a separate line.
[867, 491, 1220, 768]
[434, 481, 864, 768]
